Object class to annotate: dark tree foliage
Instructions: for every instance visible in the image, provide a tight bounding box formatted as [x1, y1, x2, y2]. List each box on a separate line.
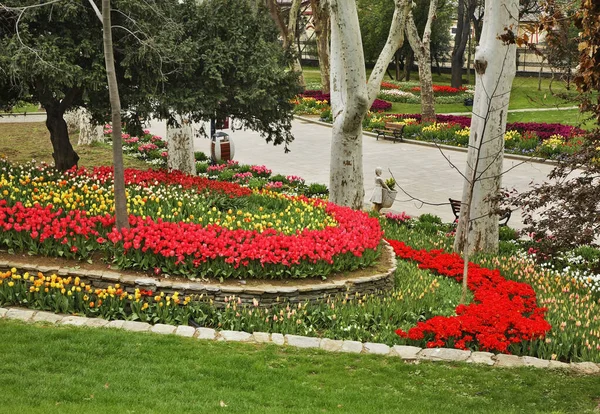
[0, 0, 179, 170]
[543, 0, 579, 90]
[154, 0, 300, 151]
[0, 0, 299, 170]
[506, 1, 600, 258]
[357, 0, 453, 70]
[508, 136, 600, 256]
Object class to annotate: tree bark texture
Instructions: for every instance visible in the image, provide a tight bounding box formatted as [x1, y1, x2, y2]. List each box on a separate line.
[451, 0, 473, 88]
[328, 0, 410, 209]
[102, 0, 129, 230]
[267, 0, 305, 87]
[405, 0, 438, 123]
[454, 0, 518, 255]
[73, 108, 104, 145]
[45, 104, 80, 172]
[310, 0, 330, 94]
[167, 118, 195, 175]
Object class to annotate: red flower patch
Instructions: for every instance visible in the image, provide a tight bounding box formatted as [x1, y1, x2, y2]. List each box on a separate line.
[387, 239, 551, 353]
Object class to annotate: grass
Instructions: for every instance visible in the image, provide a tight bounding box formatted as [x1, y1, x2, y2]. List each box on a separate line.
[0, 122, 150, 169]
[1, 103, 41, 114]
[1, 319, 599, 414]
[303, 67, 589, 123]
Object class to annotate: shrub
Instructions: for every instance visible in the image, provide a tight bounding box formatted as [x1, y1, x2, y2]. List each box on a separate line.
[304, 183, 329, 197]
[194, 152, 209, 162]
[196, 162, 209, 174]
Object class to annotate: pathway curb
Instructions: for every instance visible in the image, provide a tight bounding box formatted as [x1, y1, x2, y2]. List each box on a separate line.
[2, 306, 598, 374]
[294, 115, 558, 166]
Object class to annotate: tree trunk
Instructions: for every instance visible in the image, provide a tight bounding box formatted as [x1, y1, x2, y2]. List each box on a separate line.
[310, 0, 330, 94]
[405, 0, 437, 123]
[77, 109, 104, 145]
[102, 0, 129, 230]
[267, 0, 305, 88]
[167, 117, 196, 175]
[453, 0, 518, 255]
[328, 0, 410, 209]
[451, 0, 471, 88]
[403, 50, 413, 81]
[45, 104, 80, 172]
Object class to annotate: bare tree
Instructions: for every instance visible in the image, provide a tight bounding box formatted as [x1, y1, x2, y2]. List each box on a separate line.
[328, 0, 411, 208]
[309, 0, 330, 93]
[266, 0, 305, 87]
[102, 0, 129, 230]
[454, 0, 519, 262]
[405, 0, 438, 123]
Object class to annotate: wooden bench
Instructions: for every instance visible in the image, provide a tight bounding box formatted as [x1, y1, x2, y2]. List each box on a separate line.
[449, 198, 511, 227]
[373, 122, 404, 143]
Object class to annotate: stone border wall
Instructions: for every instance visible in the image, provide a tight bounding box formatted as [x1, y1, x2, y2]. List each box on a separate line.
[2, 307, 599, 374]
[0, 242, 396, 308]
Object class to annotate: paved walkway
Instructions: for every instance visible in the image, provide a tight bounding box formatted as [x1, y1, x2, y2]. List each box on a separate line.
[145, 117, 554, 229]
[3, 113, 557, 229]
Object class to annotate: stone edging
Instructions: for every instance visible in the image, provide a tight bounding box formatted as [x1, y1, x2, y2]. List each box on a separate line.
[2, 306, 598, 374]
[294, 115, 557, 166]
[0, 242, 396, 308]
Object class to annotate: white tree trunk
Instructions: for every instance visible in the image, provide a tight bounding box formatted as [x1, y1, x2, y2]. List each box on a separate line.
[405, 0, 437, 123]
[167, 117, 195, 175]
[64, 108, 82, 135]
[76, 109, 104, 145]
[454, 0, 518, 254]
[328, 0, 410, 208]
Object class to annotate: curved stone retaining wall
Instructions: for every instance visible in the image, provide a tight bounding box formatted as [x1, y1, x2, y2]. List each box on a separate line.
[0, 242, 396, 308]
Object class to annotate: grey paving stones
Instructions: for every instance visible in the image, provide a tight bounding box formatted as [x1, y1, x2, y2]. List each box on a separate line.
[419, 348, 471, 362]
[104, 320, 125, 329]
[320, 338, 343, 352]
[522, 356, 550, 369]
[174, 325, 196, 337]
[364, 342, 390, 355]
[60, 316, 88, 327]
[392, 345, 422, 361]
[467, 352, 495, 366]
[32, 311, 64, 324]
[220, 330, 253, 342]
[84, 318, 109, 328]
[570, 362, 600, 375]
[196, 327, 216, 340]
[102, 271, 121, 282]
[0, 308, 8, 318]
[548, 360, 569, 370]
[150, 324, 177, 335]
[252, 332, 271, 343]
[340, 341, 363, 354]
[121, 321, 150, 332]
[286, 334, 321, 349]
[271, 333, 285, 346]
[494, 354, 524, 367]
[6, 308, 35, 322]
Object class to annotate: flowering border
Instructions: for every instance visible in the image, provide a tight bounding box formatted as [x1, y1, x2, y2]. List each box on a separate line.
[387, 239, 551, 353]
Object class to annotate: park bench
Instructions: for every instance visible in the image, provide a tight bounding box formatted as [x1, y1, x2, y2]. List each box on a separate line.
[449, 198, 511, 227]
[373, 122, 404, 143]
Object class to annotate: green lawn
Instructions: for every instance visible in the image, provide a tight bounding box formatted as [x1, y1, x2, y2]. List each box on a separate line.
[303, 67, 588, 122]
[0, 122, 150, 169]
[1, 320, 599, 414]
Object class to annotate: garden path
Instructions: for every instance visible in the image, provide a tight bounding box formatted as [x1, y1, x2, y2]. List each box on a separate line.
[172, 117, 556, 230]
[1, 113, 557, 229]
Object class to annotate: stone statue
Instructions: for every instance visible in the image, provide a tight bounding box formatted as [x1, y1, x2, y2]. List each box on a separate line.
[370, 166, 390, 213]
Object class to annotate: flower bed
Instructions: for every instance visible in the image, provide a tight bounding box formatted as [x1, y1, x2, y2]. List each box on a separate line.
[104, 126, 168, 167]
[360, 113, 588, 158]
[0, 161, 382, 279]
[298, 90, 392, 112]
[388, 239, 552, 353]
